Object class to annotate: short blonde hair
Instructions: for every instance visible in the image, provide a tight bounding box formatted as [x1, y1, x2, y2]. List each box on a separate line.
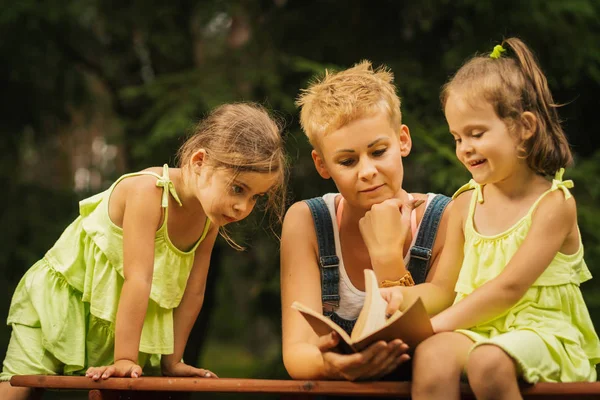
[296, 60, 402, 148]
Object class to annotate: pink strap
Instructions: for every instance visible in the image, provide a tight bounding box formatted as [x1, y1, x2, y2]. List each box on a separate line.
[336, 197, 344, 227]
[336, 195, 419, 239]
[407, 193, 418, 239]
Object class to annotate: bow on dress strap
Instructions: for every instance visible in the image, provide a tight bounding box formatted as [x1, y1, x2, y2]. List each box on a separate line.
[551, 168, 574, 200]
[155, 164, 183, 207]
[452, 179, 484, 204]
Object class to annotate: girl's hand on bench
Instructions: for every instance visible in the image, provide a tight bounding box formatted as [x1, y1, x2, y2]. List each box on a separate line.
[86, 359, 142, 380]
[161, 361, 218, 378]
[318, 332, 410, 381]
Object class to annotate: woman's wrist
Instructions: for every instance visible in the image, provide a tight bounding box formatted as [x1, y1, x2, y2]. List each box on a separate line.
[321, 357, 343, 380]
[371, 252, 407, 281]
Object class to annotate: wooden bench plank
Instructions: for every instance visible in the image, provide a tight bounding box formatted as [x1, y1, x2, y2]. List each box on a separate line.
[10, 375, 600, 399]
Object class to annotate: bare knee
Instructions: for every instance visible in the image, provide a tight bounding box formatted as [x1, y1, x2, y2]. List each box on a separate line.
[414, 334, 463, 378]
[412, 333, 468, 398]
[467, 345, 518, 396]
[0, 382, 40, 400]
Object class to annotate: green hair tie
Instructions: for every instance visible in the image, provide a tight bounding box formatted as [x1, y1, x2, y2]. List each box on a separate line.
[490, 44, 506, 59]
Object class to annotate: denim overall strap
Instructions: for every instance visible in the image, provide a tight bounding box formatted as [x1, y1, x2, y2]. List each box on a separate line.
[304, 198, 357, 336]
[408, 194, 451, 284]
[304, 198, 340, 311]
[328, 311, 356, 336]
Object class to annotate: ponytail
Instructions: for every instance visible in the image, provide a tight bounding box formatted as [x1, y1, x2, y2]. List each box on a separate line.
[502, 38, 572, 175]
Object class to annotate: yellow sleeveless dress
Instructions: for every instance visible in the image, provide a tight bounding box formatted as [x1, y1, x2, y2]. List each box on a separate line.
[452, 170, 600, 383]
[1, 165, 211, 379]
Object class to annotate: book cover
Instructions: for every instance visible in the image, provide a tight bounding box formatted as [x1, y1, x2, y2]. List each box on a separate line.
[291, 269, 433, 353]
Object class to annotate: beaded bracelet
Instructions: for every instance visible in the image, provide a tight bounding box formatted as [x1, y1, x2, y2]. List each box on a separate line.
[380, 271, 415, 288]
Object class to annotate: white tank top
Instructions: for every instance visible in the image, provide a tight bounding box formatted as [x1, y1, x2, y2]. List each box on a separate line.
[321, 193, 435, 319]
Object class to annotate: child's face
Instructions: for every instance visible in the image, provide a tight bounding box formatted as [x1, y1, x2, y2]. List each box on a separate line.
[445, 93, 525, 185]
[194, 166, 278, 226]
[312, 111, 411, 210]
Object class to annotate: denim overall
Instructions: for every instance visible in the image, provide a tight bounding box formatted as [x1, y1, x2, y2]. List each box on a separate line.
[304, 194, 451, 336]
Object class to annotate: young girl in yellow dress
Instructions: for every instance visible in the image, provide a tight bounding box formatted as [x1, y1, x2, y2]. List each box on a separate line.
[394, 38, 600, 399]
[0, 103, 287, 400]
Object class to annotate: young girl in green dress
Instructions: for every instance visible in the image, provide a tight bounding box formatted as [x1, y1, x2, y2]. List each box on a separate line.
[0, 103, 287, 400]
[390, 38, 600, 399]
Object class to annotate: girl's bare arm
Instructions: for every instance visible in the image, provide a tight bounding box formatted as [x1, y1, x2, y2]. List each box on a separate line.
[161, 224, 219, 376]
[398, 193, 467, 316]
[85, 176, 165, 380]
[432, 190, 576, 331]
[114, 177, 164, 366]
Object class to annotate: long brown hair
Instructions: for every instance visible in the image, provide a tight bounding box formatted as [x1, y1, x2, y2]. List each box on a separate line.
[177, 103, 288, 249]
[441, 37, 572, 176]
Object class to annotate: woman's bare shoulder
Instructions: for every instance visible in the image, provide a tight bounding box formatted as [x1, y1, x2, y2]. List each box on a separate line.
[283, 200, 316, 234]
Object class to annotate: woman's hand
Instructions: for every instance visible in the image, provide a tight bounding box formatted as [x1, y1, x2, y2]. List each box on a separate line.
[161, 361, 218, 378]
[359, 198, 423, 274]
[86, 359, 142, 380]
[317, 331, 410, 381]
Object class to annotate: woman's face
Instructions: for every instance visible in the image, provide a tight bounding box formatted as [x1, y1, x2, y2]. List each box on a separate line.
[312, 111, 412, 210]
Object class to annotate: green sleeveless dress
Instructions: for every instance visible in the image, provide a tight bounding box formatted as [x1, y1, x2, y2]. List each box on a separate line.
[1, 165, 211, 378]
[452, 169, 600, 383]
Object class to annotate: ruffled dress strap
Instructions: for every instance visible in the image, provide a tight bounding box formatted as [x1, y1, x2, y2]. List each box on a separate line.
[153, 164, 210, 253]
[452, 179, 484, 204]
[527, 168, 574, 217]
[155, 164, 182, 208]
[549, 168, 574, 200]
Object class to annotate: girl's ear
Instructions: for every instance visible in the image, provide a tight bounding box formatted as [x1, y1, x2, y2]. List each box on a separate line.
[312, 150, 331, 179]
[520, 112, 537, 141]
[398, 124, 412, 157]
[190, 149, 207, 174]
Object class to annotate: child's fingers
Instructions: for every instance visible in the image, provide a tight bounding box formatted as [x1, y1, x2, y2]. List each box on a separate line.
[183, 366, 218, 378]
[101, 366, 115, 379]
[130, 365, 142, 378]
[381, 288, 403, 317]
[199, 368, 218, 378]
[86, 366, 107, 381]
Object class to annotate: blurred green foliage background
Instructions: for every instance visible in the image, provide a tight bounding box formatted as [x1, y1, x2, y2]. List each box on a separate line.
[1, 0, 599, 398]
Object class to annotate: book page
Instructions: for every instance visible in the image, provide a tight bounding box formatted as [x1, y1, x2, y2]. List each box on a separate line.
[352, 296, 433, 351]
[291, 301, 353, 346]
[351, 269, 389, 342]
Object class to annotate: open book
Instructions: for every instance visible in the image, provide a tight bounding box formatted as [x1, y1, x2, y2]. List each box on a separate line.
[291, 269, 433, 353]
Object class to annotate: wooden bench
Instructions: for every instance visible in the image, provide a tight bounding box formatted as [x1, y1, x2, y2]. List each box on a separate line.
[10, 375, 600, 399]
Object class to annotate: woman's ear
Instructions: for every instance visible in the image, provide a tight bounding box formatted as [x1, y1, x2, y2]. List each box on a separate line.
[312, 150, 331, 179]
[190, 149, 207, 174]
[520, 112, 537, 141]
[398, 124, 412, 157]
